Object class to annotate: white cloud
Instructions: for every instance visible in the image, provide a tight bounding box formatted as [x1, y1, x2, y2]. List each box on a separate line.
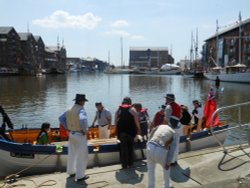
[104, 29, 145, 40]
[105, 20, 144, 40]
[130, 35, 145, 40]
[32, 10, 102, 30]
[105, 30, 130, 37]
[111, 20, 129, 28]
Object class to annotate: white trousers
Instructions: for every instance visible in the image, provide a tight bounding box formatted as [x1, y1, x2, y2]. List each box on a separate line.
[147, 142, 171, 188]
[171, 125, 181, 163]
[98, 125, 110, 139]
[67, 132, 88, 179]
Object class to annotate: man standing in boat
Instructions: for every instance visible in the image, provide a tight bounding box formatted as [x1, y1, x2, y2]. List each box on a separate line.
[215, 76, 220, 89]
[192, 100, 203, 131]
[59, 94, 89, 182]
[115, 97, 141, 169]
[92, 102, 112, 139]
[164, 93, 181, 166]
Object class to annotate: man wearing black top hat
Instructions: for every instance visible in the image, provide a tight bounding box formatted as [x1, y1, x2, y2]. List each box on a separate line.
[59, 94, 89, 182]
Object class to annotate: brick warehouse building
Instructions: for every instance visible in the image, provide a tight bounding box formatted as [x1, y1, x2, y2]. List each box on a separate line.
[0, 27, 21, 69]
[129, 47, 174, 68]
[0, 26, 67, 75]
[203, 17, 250, 69]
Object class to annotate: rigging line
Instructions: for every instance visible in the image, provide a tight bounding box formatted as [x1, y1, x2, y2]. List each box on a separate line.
[3, 150, 63, 187]
[10, 154, 52, 177]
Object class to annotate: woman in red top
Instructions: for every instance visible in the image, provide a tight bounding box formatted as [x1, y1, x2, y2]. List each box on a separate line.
[152, 105, 166, 128]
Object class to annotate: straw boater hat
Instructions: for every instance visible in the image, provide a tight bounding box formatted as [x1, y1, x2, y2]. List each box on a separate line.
[165, 93, 175, 100]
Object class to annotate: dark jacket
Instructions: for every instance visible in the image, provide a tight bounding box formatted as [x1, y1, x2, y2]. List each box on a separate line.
[116, 105, 137, 138]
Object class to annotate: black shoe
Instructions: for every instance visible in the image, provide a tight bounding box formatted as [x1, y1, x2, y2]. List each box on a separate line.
[69, 174, 75, 178]
[128, 164, 133, 168]
[76, 175, 89, 182]
[122, 164, 127, 169]
[171, 161, 178, 166]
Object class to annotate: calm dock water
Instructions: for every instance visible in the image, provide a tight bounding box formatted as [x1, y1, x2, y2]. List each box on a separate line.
[1, 72, 250, 143]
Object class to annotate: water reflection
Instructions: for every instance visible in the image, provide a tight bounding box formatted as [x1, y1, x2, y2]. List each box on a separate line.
[0, 75, 67, 126]
[0, 74, 250, 132]
[128, 75, 212, 115]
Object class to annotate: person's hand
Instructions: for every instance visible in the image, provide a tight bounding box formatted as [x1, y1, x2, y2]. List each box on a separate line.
[137, 129, 141, 135]
[134, 135, 143, 142]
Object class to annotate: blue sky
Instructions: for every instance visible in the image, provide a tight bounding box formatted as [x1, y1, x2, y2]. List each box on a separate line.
[1, 0, 250, 66]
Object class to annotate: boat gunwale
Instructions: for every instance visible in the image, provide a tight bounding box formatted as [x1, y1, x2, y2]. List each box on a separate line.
[0, 125, 229, 155]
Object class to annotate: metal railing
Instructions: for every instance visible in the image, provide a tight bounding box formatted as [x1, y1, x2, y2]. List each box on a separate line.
[210, 101, 250, 153]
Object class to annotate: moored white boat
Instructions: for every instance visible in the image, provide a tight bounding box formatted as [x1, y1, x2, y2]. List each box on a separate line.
[159, 63, 182, 75]
[104, 68, 133, 74]
[204, 64, 250, 83]
[204, 15, 250, 83]
[157, 69, 181, 75]
[0, 67, 19, 76]
[0, 125, 228, 178]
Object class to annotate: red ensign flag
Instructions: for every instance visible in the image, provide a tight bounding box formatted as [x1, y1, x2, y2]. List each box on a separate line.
[203, 88, 219, 128]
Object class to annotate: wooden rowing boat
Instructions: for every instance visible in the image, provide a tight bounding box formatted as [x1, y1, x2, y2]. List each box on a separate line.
[0, 125, 228, 178]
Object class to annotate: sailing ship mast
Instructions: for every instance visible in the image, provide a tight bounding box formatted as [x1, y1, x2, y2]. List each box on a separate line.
[189, 31, 194, 70]
[238, 12, 242, 65]
[194, 28, 199, 71]
[216, 19, 219, 66]
[108, 50, 110, 64]
[120, 37, 124, 68]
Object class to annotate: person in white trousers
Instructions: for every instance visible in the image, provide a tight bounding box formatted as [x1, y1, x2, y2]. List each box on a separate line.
[59, 94, 89, 182]
[147, 124, 175, 188]
[164, 93, 181, 165]
[92, 102, 112, 139]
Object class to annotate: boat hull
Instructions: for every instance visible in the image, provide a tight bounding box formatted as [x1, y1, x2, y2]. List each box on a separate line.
[157, 70, 181, 75]
[0, 139, 145, 178]
[0, 125, 228, 178]
[182, 72, 204, 78]
[204, 72, 250, 83]
[179, 126, 227, 152]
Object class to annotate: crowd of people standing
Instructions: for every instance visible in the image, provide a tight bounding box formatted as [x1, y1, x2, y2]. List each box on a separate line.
[56, 91, 215, 187]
